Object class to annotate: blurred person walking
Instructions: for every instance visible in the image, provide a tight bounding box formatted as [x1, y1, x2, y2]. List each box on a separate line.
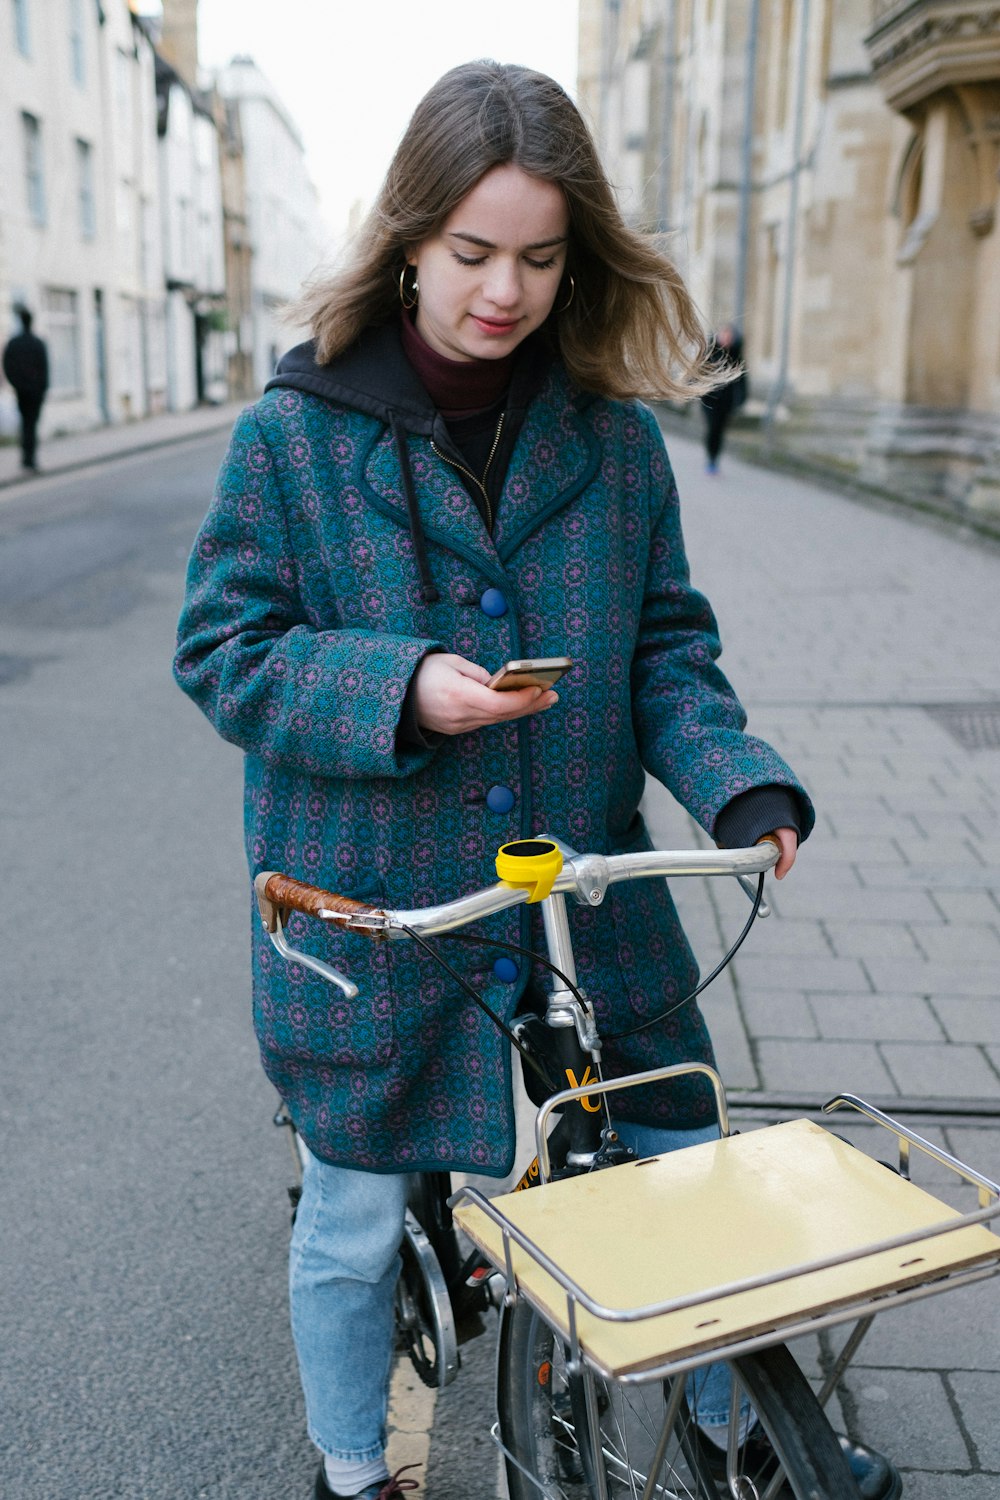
[700, 322, 745, 475]
[2, 307, 49, 473]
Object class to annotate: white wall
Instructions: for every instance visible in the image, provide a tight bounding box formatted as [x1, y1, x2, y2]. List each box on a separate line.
[0, 1, 166, 432]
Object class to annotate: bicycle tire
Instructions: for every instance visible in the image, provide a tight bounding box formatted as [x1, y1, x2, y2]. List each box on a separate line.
[497, 1299, 859, 1499]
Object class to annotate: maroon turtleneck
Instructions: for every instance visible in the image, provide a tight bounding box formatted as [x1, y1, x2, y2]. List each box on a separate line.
[399, 311, 515, 419]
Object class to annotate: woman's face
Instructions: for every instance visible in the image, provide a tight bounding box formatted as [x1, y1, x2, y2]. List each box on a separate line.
[408, 163, 569, 363]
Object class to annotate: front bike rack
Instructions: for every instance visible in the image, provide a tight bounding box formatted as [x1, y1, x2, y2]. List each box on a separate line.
[452, 1076, 1000, 1391]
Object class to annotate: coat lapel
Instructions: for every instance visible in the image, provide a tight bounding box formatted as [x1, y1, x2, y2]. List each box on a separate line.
[357, 365, 601, 579]
[360, 423, 506, 580]
[493, 368, 601, 563]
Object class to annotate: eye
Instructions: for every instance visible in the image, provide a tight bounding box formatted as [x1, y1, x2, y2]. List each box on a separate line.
[526, 256, 559, 271]
[452, 252, 486, 267]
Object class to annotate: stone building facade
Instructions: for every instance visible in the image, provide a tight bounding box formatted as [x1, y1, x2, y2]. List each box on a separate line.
[211, 58, 323, 392]
[0, 0, 166, 432]
[154, 51, 227, 410]
[1, 0, 324, 440]
[578, 0, 1000, 517]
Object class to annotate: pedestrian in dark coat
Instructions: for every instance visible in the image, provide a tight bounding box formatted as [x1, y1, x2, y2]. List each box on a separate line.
[174, 60, 896, 1500]
[2, 307, 49, 472]
[700, 322, 746, 473]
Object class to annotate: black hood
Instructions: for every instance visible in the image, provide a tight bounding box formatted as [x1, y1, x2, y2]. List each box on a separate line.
[265, 319, 557, 437]
[265, 322, 444, 437]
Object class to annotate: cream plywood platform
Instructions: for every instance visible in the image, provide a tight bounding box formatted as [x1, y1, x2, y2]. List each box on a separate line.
[454, 1119, 1000, 1379]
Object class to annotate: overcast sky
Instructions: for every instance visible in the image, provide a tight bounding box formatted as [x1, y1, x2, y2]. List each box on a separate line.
[194, 0, 581, 251]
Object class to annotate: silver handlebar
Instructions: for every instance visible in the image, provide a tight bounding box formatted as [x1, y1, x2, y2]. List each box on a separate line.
[262, 839, 779, 1002]
[314, 836, 778, 938]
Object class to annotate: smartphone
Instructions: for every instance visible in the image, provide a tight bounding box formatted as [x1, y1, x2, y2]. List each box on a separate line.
[487, 656, 574, 691]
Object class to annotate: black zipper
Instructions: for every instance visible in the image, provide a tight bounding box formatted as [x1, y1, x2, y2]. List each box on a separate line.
[431, 413, 505, 533]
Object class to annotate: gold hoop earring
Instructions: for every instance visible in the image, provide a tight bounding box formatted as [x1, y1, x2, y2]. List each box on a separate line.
[399, 266, 419, 310]
[557, 274, 575, 313]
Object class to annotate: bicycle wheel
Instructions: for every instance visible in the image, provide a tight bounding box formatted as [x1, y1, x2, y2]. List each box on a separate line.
[395, 1207, 460, 1389]
[497, 1298, 858, 1499]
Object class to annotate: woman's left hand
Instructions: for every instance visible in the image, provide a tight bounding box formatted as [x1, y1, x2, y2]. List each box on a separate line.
[759, 827, 798, 880]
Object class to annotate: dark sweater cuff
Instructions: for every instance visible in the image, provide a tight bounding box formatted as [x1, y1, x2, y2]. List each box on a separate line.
[396, 674, 444, 751]
[713, 785, 804, 849]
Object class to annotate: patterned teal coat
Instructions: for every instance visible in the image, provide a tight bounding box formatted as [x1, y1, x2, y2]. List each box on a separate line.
[174, 352, 813, 1175]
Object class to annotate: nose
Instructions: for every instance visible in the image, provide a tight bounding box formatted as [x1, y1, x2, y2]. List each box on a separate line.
[483, 258, 521, 310]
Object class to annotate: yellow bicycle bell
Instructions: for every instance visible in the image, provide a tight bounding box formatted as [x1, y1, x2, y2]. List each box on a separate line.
[495, 838, 563, 903]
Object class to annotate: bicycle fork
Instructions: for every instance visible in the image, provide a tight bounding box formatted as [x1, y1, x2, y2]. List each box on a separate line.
[511, 889, 635, 1189]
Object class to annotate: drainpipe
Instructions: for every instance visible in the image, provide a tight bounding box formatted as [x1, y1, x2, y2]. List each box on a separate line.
[657, 0, 678, 233]
[734, 0, 760, 334]
[763, 0, 810, 431]
[599, 0, 621, 153]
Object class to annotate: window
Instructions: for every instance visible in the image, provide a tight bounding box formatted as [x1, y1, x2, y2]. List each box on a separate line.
[13, 0, 30, 57]
[775, 0, 795, 131]
[117, 178, 134, 237]
[139, 195, 156, 285]
[42, 288, 82, 395]
[22, 113, 45, 226]
[115, 47, 131, 127]
[77, 139, 95, 239]
[69, 0, 85, 86]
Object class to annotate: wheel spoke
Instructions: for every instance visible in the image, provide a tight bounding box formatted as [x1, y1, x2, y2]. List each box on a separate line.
[499, 1302, 859, 1500]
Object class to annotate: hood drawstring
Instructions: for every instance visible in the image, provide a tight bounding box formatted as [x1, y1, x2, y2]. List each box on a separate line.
[390, 414, 440, 605]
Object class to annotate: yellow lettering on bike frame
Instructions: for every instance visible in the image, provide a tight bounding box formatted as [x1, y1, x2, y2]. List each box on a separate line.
[513, 1156, 541, 1193]
[565, 1065, 602, 1113]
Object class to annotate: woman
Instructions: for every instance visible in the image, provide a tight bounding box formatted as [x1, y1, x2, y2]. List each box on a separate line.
[175, 62, 898, 1500]
[700, 322, 746, 474]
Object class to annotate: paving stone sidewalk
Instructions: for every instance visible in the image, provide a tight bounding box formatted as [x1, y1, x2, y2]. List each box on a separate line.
[641, 426, 1000, 1497]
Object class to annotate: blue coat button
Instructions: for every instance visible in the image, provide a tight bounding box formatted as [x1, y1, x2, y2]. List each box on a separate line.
[493, 957, 519, 983]
[486, 785, 516, 814]
[480, 588, 508, 618]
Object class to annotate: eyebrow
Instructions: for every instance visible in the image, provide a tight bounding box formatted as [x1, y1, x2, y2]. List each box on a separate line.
[448, 231, 569, 251]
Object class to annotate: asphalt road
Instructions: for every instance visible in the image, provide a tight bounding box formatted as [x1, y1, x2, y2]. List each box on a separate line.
[0, 436, 360, 1499]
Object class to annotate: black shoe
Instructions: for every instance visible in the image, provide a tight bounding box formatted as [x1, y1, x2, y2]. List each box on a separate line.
[314, 1462, 420, 1499]
[703, 1427, 901, 1499]
[838, 1434, 902, 1500]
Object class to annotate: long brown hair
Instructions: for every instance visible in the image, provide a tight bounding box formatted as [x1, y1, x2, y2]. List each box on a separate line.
[290, 61, 721, 403]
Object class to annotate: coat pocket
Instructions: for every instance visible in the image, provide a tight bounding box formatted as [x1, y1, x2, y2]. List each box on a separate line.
[251, 879, 397, 1071]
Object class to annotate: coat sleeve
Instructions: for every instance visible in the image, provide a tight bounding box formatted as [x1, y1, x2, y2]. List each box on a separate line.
[630, 406, 815, 840]
[173, 406, 443, 780]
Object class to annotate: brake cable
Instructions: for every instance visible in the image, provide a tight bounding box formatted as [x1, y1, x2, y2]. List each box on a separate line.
[604, 871, 765, 1041]
[423, 868, 765, 1047]
[401, 924, 557, 1094]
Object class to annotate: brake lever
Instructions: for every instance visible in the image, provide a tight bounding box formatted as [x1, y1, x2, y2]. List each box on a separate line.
[266, 912, 360, 998]
[736, 874, 770, 919]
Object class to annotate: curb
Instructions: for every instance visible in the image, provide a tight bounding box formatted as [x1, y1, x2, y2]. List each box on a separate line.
[0, 415, 238, 495]
[654, 407, 1000, 552]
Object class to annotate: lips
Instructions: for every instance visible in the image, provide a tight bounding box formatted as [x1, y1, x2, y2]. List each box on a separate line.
[471, 315, 521, 336]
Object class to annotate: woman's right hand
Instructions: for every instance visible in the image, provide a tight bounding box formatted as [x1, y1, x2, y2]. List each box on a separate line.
[412, 653, 558, 736]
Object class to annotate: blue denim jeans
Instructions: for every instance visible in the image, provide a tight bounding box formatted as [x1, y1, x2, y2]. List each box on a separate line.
[290, 1149, 409, 1462]
[289, 1120, 745, 1466]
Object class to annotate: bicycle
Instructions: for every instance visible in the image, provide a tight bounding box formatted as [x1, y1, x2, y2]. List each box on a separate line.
[256, 836, 1000, 1500]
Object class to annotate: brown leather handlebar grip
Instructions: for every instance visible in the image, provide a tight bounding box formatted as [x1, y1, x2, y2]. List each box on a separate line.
[254, 871, 384, 936]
